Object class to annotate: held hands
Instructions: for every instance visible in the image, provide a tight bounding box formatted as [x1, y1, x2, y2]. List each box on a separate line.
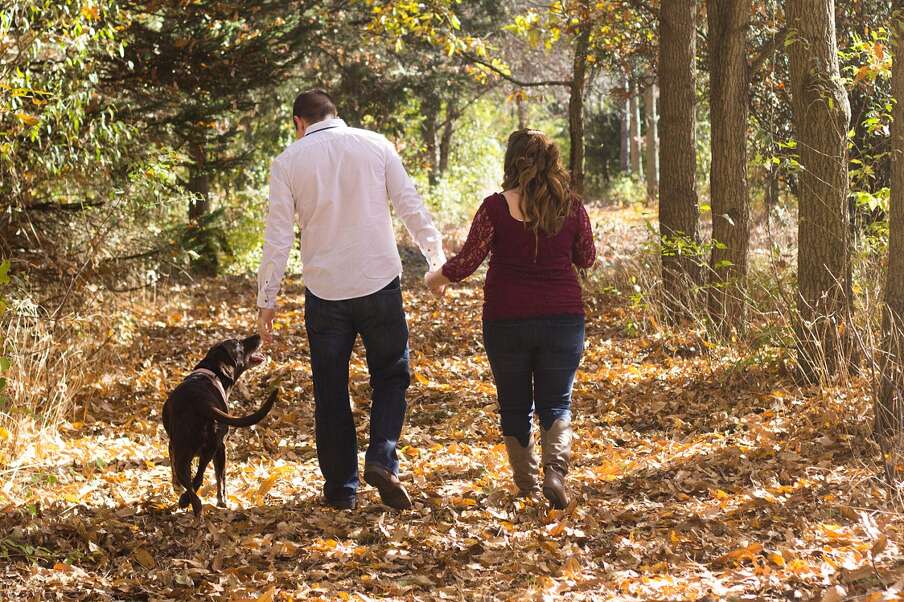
[258, 307, 276, 348]
[424, 270, 450, 297]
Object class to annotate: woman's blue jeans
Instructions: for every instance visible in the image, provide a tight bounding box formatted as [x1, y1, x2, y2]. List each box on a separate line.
[483, 315, 585, 447]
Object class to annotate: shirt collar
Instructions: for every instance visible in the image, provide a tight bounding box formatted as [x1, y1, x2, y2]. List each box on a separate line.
[304, 117, 347, 137]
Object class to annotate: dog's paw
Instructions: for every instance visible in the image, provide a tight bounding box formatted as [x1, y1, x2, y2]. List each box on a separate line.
[178, 492, 192, 508]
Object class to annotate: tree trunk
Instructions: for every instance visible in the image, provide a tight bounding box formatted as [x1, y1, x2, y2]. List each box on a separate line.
[620, 73, 631, 173]
[658, 0, 700, 309]
[187, 141, 218, 276]
[787, 0, 852, 380]
[438, 98, 458, 176]
[516, 89, 528, 130]
[629, 78, 644, 179]
[421, 93, 441, 186]
[568, 25, 590, 194]
[878, 1, 904, 437]
[706, 0, 751, 332]
[644, 82, 659, 203]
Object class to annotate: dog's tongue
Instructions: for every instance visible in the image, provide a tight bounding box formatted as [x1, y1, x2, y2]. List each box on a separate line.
[250, 351, 266, 365]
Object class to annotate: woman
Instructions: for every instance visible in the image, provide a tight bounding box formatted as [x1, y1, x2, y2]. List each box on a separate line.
[425, 129, 596, 508]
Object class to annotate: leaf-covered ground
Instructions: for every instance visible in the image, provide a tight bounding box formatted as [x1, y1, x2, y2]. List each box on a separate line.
[2, 207, 904, 601]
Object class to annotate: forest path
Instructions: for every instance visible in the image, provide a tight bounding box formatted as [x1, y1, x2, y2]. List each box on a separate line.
[0, 207, 898, 600]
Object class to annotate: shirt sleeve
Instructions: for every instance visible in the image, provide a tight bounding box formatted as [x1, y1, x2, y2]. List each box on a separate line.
[384, 141, 446, 271]
[441, 202, 494, 282]
[572, 199, 596, 269]
[257, 159, 296, 309]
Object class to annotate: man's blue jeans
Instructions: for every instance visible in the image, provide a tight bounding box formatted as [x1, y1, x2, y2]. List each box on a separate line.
[304, 277, 411, 503]
[483, 315, 585, 447]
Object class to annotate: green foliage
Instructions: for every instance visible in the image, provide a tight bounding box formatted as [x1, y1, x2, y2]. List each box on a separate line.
[604, 175, 647, 207]
[1, 0, 128, 206]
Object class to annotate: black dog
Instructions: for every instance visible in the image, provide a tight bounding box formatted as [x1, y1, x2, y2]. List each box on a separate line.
[162, 334, 276, 516]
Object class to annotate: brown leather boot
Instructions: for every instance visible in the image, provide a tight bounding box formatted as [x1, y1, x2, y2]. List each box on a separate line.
[540, 419, 572, 509]
[363, 464, 412, 510]
[503, 434, 540, 496]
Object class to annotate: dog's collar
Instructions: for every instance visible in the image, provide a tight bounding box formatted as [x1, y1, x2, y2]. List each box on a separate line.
[189, 368, 229, 403]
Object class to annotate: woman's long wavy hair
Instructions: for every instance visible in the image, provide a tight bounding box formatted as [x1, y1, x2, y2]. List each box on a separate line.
[501, 129, 573, 237]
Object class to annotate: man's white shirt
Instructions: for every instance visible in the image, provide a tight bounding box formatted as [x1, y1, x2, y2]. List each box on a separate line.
[257, 117, 446, 307]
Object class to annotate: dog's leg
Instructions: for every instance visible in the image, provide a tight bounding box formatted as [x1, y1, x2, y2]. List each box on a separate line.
[214, 445, 226, 507]
[179, 451, 214, 508]
[174, 452, 203, 517]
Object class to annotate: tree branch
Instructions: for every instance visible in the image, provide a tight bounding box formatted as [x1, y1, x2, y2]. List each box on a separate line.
[464, 54, 572, 88]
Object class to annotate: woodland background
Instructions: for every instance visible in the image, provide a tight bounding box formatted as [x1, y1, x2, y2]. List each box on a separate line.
[4, 0, 904, 600]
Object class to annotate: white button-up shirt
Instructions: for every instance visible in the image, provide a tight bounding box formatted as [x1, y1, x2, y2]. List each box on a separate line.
[257, 117, 446, 306]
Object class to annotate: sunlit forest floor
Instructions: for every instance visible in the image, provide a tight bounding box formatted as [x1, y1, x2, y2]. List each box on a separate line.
[2, 207, 903, 600]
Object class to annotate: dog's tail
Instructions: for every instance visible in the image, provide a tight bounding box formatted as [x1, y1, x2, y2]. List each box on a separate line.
[209, 389, 278, 428]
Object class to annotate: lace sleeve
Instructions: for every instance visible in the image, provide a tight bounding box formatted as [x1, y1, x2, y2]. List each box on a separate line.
[572, 200, 596, 269]
[441, 203, 494, 282]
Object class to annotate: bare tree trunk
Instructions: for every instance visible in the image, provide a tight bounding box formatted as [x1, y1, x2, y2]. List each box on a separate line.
[187, 141, 218, 276]
[787, 0, 852, 380]
[438, 98, 458, 176]
[644, 82, 659, 203]
[707, 0, 751, 332]
[878, 1, 904, 437]
[568, 25, 590, 194]
[629, 77, 643, 179]
[516, 89, 528, 129]
[620, 73, 630, 173]
[421, 93, 441, 187]
[658, 0, 700, 310]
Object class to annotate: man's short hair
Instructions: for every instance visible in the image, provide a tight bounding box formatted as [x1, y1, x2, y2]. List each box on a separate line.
[293, 89, 337, 123]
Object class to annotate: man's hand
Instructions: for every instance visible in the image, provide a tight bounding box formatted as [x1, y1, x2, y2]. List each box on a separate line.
[424, 270, 449, 297]
[258, 307, 276, 348]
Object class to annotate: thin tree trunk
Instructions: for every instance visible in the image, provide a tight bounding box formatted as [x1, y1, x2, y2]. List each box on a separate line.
[187, 141, 218, 276]
[629, 77, 643, 179]
[644, 82, 659, 203]
[707, 0, 751, 332]
[787, 0, 852, 380]
[658, 0, 700, 311]
[438, 98, 458, 176]
[620, 73, 630, 173]
[568, 25, 590, 194]
[878, 1, 904, 438]
[421, 93, 441, 186]
[516, 90, 528, 129]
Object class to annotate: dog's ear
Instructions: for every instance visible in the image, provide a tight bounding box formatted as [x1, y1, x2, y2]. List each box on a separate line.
[205, 342, 237, 381]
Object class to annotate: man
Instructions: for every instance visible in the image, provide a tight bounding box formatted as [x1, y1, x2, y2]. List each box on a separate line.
[257, 89, 445, 511]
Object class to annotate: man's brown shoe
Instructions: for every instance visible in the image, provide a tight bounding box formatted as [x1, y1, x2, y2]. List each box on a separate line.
[363, 464, 412, 510]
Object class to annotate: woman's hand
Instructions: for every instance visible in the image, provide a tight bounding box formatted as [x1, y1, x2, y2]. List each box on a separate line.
[424, 270, 450, 297]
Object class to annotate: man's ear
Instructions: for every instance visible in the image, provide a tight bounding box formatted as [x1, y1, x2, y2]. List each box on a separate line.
[293, 116, 306, 139]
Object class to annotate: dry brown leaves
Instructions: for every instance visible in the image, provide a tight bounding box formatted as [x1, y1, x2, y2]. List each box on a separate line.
[1, 207, 903, 600]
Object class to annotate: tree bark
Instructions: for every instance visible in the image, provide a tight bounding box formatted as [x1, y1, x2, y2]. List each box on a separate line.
[629, 77, 644, 179]
[620, 85, 631, 173]
[878, 1, 904, 437]
[787, 0, 852, 380]
[516, 89, 528, 129]
[438, 97, 458, 176]
[421, 92, 441, 186]
[706, 0, 751, 332]
[658, 0, 700, 309]
[644, 82, 659, 203]
[568, 24, 590, 194]
[187, 141, 218, 276]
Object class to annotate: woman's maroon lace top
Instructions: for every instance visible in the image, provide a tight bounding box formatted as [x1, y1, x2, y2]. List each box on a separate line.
[441, 192, 596, 321]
